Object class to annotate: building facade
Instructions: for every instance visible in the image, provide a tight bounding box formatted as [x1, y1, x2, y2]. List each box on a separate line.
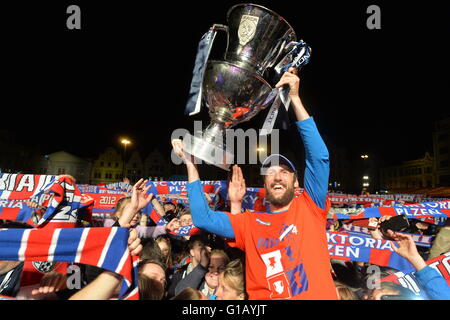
[433, 117, 450, 187]
[379, 152, 435, 190]
[35, 151, 92, 184]
[125, 150, 144, 183]
[143, 149, 168, 181]
[90, 147, 124, 185]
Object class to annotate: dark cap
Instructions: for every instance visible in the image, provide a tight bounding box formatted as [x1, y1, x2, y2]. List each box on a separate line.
[260, 154, 297, 175]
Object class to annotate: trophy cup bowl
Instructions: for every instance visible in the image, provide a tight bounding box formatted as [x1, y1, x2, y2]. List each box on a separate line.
[225, 3, 297, 75]
[183, 3, 300, 171]
[203, 61, 274, 127]
[183, 60, 274, 170]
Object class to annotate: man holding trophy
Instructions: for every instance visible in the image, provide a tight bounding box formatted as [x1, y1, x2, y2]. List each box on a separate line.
[172, 4, 337, 299]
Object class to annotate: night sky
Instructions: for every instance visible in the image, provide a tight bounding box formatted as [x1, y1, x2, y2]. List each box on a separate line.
[2, 1, 449, 166]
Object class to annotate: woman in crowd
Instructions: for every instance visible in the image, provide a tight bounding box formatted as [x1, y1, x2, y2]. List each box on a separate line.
[155, 235, 174, 272]
[215, 259, 246, 300]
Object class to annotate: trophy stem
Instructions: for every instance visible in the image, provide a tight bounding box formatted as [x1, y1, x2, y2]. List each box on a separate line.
[203, 122, 224, 145]
[183, 107, 234, 171]
[204, 106, 233, 145]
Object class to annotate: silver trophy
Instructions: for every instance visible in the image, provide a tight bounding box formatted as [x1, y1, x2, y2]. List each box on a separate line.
[183, 3, 310, 170]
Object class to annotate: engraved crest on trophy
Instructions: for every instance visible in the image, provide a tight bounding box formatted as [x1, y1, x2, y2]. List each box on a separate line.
[238, 15, 259, 46]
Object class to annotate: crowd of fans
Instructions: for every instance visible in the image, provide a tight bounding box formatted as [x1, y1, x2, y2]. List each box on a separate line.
[1, 68, 449, 301]
[1, 170, 449, 301]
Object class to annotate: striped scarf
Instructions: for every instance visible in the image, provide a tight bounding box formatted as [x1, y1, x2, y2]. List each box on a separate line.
[329, 201, 450, 220]
[0, 226, 139, 300]
[0, 175, 93, 228]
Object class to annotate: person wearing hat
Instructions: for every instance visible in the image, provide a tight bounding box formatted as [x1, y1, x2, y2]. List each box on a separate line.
[172, 67, 337, 300]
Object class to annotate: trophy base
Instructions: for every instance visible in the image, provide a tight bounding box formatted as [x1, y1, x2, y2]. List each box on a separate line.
[182, 133, 234, 171]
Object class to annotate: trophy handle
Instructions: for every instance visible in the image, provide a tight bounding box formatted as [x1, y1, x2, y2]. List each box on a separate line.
[264, 38, 288, 70]
[211, 24, 230, 59]
[275, 41, 311, 74]
[263, 32, 296, 71]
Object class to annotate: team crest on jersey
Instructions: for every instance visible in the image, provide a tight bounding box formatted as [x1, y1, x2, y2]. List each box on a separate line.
[31, 261, 60, 273]
[267, 273, 291, 299]
[261, 250, 284, 277]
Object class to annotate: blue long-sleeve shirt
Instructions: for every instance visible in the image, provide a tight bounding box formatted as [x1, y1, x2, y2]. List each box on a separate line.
[187, 117, 329, 239]
[415, 265, 450, 300]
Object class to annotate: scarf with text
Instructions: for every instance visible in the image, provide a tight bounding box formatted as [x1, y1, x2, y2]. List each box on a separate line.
[328, 201, 450, 221]
[335, 223, 435, 247]
[327, 231, 413, 270]
[328, 193, 428, 204]
[145, 180, 226, 196]
[380, 252, 450, 297]
[0, 174, 93, 228]
[99, 182, 133, 193]
[0, 226, 139, 300]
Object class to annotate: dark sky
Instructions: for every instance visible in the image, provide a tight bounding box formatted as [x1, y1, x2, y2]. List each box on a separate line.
[2, 1, 449, 165]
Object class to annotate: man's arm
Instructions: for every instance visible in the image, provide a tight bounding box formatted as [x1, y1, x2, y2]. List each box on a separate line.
[135, 219, 180, 238]
[389, 231, 450, 300]
[276, 68, 329, 210]
[172, 140, 235, 239]
[69, 270, 122, 300]
[187, 180, 235, 238]
[175, 247, 210, 295]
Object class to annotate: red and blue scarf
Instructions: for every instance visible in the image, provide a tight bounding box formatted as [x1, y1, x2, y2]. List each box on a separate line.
[0, 226, 139, 300]
[380, 251, 450, 297]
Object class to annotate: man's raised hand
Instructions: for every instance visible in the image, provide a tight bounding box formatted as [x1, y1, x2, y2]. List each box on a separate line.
[172, 139, 194, 164]
[128, 229, 142, 257]
[119, 179, 152, 228]
[275, 67, 300, 98]
[228, 165, 246, 204]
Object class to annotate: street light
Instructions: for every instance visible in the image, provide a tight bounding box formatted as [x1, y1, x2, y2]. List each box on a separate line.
[361, 155, 369, 193]
[120, 138, 131, 180]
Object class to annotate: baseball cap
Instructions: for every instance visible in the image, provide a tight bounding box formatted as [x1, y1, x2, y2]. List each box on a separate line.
[260, 154, 297, 175]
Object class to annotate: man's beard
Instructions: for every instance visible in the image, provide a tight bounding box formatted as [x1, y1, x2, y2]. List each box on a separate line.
[265, 183, 295, 208]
